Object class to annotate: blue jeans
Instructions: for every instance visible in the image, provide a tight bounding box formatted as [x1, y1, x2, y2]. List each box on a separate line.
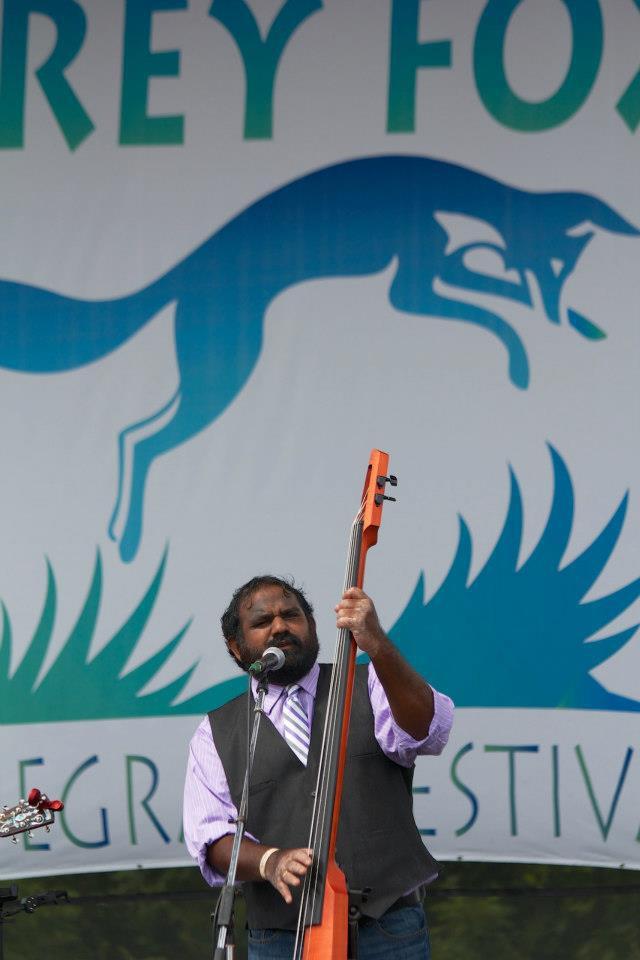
[248, 904, 431, 959]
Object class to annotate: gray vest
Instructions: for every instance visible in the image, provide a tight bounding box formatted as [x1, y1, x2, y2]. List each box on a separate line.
[208, 663, 439, 930]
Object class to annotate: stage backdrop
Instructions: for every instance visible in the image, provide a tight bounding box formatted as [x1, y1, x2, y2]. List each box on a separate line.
[1, 0, 639, 880]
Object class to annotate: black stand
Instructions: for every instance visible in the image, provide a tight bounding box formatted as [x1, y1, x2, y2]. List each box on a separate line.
[212, 673, 270, 959]
[0, 885, 68, 960]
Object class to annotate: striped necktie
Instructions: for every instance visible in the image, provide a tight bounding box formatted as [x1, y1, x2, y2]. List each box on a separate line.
[282, 684, 310, 765]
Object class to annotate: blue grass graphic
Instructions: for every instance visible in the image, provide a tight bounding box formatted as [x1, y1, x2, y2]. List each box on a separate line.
[389, 446, 640, 711]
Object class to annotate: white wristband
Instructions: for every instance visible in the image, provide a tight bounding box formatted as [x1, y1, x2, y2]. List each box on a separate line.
[259, 847, 279, 880]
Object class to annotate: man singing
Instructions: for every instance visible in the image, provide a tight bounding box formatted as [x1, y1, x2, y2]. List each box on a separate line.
[183, 575, 454, 958]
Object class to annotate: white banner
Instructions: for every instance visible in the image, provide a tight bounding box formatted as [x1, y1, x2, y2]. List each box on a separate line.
[1, 0, 639, 879]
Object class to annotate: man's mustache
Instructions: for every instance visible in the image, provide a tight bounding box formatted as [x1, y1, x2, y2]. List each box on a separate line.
[270, 633, 303, 651]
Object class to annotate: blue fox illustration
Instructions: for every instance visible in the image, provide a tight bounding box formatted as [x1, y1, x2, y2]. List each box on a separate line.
[1, 156, 637, 561]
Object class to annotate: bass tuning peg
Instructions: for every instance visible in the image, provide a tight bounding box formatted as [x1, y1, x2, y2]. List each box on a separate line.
[376, 474, 398, 488]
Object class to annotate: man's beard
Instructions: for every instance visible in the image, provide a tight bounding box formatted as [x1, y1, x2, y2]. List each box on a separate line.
[235, 629, 320, 685]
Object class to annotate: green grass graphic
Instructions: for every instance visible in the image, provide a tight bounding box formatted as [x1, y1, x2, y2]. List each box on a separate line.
[0, 550, 245, 724]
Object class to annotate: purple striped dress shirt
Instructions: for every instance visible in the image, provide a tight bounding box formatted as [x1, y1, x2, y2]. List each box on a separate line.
[183, 660, 454, 885]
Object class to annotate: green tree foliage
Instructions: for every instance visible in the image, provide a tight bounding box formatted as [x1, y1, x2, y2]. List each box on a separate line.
[2, 862, 639, 959]
[428, 862, 640, 959]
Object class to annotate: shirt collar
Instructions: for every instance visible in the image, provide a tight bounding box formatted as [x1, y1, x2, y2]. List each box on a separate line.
[251, 660, 321, 716]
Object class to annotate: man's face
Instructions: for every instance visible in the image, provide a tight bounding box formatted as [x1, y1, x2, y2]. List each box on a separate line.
[228, 584, 320, 685]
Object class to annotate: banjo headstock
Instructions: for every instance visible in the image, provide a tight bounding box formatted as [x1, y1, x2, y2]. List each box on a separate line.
[0, 789, 63, 843]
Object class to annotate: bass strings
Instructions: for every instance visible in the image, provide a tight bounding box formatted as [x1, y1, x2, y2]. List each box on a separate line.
[293, 496, 365, 957]
[293, 511, 362, 955]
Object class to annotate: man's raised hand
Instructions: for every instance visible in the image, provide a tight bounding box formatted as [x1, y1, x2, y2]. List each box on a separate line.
[335, 587, 388, 658]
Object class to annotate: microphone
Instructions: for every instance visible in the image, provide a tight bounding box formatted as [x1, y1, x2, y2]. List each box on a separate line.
[248, 646, 286, 676]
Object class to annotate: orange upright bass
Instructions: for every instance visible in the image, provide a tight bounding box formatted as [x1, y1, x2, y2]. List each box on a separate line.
[292, 449, 397, 960]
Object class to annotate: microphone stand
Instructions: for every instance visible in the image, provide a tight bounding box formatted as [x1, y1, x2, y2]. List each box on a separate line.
[212, 670, 271, 960]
